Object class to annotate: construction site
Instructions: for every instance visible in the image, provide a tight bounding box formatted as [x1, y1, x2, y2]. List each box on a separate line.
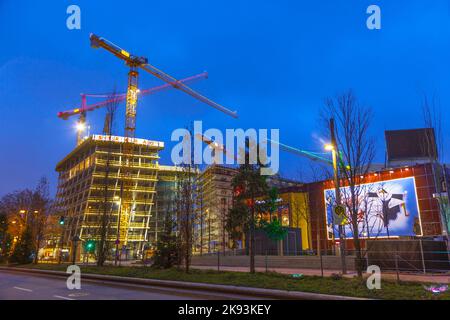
[47, 33, 450, 274]
[4, 2, 450, 304]
[51, 33, 241, 262]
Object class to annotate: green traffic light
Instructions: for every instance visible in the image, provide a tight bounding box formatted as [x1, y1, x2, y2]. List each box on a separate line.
[85, 240, 95, 252]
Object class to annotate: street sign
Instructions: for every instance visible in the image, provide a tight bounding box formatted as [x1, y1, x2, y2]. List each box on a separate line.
[333, 204, 347, 225]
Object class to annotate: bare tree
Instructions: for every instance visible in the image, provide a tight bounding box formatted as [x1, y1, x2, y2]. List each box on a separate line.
[322, 90, 376, 277]
[97, 91, 120, 266]
[32, 177, 53, 263]
[421, 94, 450, 236]
[175, 126, 199, 273]
[295, 165, 333, 252]
[196, 191, 204, 255]
[176, 164, 198, 273]
[0, 177, 53, 263]
[421, 94, 443, 162]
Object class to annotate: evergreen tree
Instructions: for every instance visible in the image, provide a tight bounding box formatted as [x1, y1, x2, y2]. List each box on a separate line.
[0, 213, 11, 262]
[260, 218, 287, 241]
[259, 187, 288, 254]
[227, 138, 269, 273]
[152, 212, 179, 269]
[10, 227, 34, 264]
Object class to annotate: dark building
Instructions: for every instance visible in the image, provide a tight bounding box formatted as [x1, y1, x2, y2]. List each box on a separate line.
[385, 128, 437, 167]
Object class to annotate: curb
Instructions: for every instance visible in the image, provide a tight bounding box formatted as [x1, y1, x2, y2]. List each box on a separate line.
[0, 266, 369, 300]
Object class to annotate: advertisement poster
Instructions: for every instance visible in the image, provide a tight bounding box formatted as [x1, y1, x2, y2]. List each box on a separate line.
[324, 177, 422, 239]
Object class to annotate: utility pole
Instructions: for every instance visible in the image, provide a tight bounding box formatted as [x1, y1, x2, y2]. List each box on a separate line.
[330, 118, 347, 274]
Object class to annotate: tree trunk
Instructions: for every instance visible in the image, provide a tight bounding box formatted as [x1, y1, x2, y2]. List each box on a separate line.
[352, 218, 363, 277]
[34, 234, 40, 264]
[200, 200, 203, 256]
[249, 198, 255, 274]
[184, 194, 191, 274]
[307, 219, 313, 251]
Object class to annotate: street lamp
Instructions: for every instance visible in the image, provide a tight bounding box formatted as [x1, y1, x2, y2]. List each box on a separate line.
[72, 235, 81, 265]
[75, 122, 86, 132]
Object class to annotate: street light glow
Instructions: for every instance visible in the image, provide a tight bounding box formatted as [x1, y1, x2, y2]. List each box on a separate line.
[324, 143, 334, 151]
[76, 122, 86, 132]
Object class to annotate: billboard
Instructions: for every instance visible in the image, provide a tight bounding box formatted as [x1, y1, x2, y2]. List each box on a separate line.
[385, 128, 437, 162]
[324, 177, 422, 239]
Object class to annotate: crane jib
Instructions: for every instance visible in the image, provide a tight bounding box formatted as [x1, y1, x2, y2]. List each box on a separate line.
[57, 72, 209, 119]
[89, 33, 238, 119]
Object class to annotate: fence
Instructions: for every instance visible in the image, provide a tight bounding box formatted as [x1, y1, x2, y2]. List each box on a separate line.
[364, 239, 450, 274]
[190, 240, 450, 279]
[191, 249, 356, 273]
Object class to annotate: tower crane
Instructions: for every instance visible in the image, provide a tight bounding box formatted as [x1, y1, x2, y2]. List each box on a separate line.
[194, 133, 237, 163]
[58, 72, 208, 145]
[89, 34, 237, 248]
[195, 136, 334, 168]
[268, 139, 349, 172]
[267, 139, 333, 165]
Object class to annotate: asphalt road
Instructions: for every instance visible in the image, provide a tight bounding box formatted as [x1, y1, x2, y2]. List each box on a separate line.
[0, 270, 266, 300]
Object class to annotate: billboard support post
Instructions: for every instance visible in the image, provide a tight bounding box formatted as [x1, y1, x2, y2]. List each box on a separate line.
[419, 239, 426, 274]
[394, 249, 400, 283]
[317, 217, 324, 277]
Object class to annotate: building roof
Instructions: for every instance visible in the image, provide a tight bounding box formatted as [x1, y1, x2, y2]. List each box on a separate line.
[55, 134, 164, 171]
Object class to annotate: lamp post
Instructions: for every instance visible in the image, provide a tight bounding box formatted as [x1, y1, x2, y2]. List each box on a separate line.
[72, 235, 81, 265]
[32, 210, 41, 264]
[19, 209, 28, 234]
[325, 118, 347, 274]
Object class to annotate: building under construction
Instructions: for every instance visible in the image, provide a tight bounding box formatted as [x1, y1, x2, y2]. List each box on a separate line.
[54, 134, 163, 260]
[152, 165, 185, 244]
[197, 165, 237, 254]
[196, 165, 304, 253]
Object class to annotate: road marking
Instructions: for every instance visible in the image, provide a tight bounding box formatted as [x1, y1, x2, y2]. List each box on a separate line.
[13, 286, 33, 292]
[68, 292, 89, 297]
[53, 295, 75, 300]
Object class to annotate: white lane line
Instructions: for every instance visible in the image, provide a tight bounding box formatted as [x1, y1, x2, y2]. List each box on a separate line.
[13, 286, 33, 292]
[53, 295, 75, 300]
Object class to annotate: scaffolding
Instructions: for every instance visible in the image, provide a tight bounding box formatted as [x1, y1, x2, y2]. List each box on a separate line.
[197, 165, 237, 254]
[54, 134, 163, 260]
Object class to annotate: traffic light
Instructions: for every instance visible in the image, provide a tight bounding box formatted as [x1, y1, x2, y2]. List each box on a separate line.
[59, 216, 65, 225]
[85, 240, 96, 253]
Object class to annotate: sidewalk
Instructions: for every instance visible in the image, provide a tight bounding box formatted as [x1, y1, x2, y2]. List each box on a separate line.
[191, 265, 450, 284]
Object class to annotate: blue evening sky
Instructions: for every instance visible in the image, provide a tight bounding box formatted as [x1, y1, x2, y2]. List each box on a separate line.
[0, 0, 449, 195]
